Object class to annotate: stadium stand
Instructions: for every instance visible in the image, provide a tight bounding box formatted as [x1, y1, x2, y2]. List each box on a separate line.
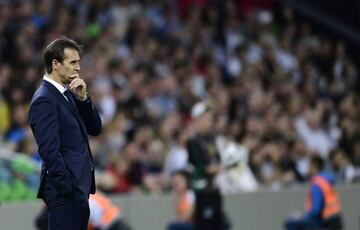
[0, 0, 359, 203]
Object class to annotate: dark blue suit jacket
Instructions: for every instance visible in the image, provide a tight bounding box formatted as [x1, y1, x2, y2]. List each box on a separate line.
[28, 80, 102, 200]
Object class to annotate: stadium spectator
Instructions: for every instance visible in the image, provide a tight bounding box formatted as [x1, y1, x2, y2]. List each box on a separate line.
[215, 141, 258, 194]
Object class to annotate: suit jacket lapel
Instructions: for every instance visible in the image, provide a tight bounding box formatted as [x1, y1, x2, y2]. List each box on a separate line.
[42, 81, 88, 139]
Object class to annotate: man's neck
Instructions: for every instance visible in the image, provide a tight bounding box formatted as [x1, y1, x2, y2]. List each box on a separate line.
[46, 73, 63, 86]
[44, 74, 67, 94]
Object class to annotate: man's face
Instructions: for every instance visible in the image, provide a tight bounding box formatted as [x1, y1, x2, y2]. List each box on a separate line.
[196, 111, 213, 133]
[172, 174, 187, 193]
[58, 48, 80, 85]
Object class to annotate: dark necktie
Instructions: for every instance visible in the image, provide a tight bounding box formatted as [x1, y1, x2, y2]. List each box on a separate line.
[64, 90, 76, 110]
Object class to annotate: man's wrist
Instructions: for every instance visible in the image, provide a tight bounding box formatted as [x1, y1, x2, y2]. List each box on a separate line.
[78, 92, 89, 101]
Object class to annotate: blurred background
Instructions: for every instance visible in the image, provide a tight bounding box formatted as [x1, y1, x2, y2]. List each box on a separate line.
[0, 0, 359, 229]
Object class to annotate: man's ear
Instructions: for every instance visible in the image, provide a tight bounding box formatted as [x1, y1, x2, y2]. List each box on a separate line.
[52, 59, 60, 71]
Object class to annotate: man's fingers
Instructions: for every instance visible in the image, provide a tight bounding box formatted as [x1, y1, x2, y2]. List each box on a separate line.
[70, 78, 84, 89]
[70, 81, 83, 90]
[69, 78, 86, 96]
[69, 80, 77, 90]
[70, 78, 79, 88]
[70, 74, 79, 78]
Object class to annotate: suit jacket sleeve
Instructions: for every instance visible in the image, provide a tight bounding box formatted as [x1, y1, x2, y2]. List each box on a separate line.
[74, 96, 102, 136]
[28, 97, 73, 194]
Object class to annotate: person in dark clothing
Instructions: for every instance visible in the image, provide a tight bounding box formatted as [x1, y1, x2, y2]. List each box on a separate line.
[28, 37, 102, 230]
[187, 101, 220, 190]
[187, 101, 231, 230]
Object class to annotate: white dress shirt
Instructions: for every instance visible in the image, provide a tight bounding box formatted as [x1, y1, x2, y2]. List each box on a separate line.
[43, 75, 68, 101]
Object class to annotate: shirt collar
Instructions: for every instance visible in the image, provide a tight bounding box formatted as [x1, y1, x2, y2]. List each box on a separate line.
[43, 75, 67, 94]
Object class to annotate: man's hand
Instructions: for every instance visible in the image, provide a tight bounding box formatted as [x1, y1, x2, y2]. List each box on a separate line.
[69, 74, 87, 100]
[206, 164, 220, 175]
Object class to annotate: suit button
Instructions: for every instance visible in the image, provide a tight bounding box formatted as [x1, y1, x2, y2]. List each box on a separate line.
[46, 170, 49, 174]
[91, 167, 94, 171]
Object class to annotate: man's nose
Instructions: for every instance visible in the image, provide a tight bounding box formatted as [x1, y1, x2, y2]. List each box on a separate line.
[75, 64, 80, 71]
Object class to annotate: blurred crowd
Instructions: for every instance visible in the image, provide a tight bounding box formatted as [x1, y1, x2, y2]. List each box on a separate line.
[0, 0, 359, 201]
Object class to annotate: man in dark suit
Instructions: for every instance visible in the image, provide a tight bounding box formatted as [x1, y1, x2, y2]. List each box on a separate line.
[28, 37, 102, 230]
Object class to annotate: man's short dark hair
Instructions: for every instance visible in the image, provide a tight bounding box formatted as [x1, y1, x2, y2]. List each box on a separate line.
[43, 37, 83, 74]
[172, 170, 192, 189]
[311, 155, 325, 171]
